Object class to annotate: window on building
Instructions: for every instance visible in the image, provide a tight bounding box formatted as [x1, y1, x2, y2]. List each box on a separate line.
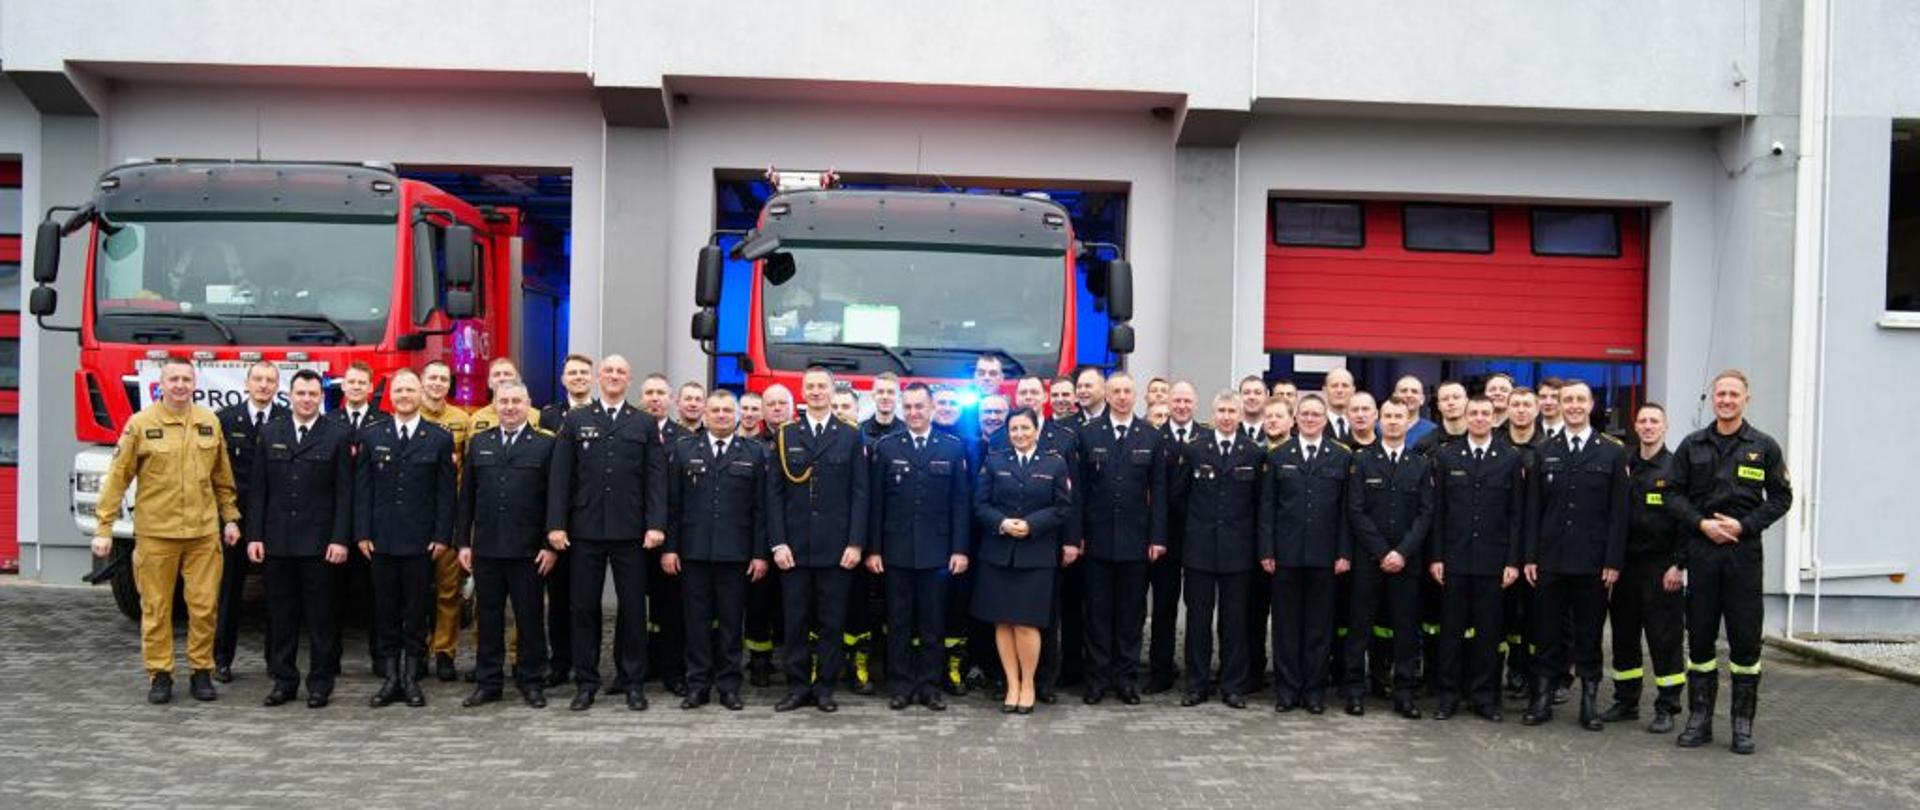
[1532, 209, 1621, 257]
[1272, 200, 1365, 248]
[1403, 204, 1492, 253]
[0, 339, 16, 389]
[1889, 123, 1920, 313]
[0, 415, 16, 466]
[0, 263, 16, 312]
[0, 188, 20, 236]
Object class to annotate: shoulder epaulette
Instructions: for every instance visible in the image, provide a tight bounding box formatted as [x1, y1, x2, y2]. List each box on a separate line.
[1602, 433, 1624, 446]
[1330, 439, 1351, 452]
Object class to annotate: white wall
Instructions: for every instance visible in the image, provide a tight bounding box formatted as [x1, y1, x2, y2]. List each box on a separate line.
[658, 97, 1179, 385]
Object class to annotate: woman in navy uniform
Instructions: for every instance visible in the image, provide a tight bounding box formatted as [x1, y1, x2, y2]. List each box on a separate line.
[972, 408, 1075, 714]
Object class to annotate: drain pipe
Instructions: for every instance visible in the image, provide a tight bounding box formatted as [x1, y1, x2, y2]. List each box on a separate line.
[1784, 0, 1833, 639]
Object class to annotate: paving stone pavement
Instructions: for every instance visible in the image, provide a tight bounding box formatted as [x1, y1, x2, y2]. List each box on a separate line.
[2, 579, 1917, 809]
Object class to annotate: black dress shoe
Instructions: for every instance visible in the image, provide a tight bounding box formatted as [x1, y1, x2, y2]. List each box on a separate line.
[434, 653, 458, 682]
[214, 664, 234, 684]
[1477, 704, 1504, 723]
[627, 691, 649, 711]
[923, 693, 947, 712]
[462, 688, 502, 708]
[664, 677, 690, 698]
[1118, 688, 1141, 706]
[307, 692, 331, 709]
[148, 673, 174, 705]
[774, 693, 813, 712]
[1393, 699, 1423, 719]
[1224, 693, 1248, 710]
[888, 695, 913, 711]
[681, 691, 711, 710]
[1180, 692, 1207, 707]
[1305, 700, 1326, 715]
[1346, 697, 1366, 716]
[263, 685, 296, 707]
[569, 690, 595, 711]
[1036, 690, 1058, 705]
[1432, 702, 1457, 720]
[816, 696, 839, 713]
[189, 670, 218, 702]
[522, 686, 547, 708]
[1275, 700, 1296, 713]
[1083, 690, 1105, 705]
[718, 692, 744, 711]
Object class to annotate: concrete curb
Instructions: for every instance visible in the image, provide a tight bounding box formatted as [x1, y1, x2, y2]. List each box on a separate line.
[1765, 635, 1920, 687]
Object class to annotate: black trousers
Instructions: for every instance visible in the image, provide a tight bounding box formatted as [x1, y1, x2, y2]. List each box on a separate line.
[845, 565, 882, 651]
[885, 566, 947, 698]
[1247, 568, 1272, 687]
[1056, 562, 1087, 687]
[371, 553, 432, 662]
[1330, 569, 1353, 686]
[474, 555, 547, 690]
[646, 546, 685, 683]
[680, 559, 748, 695]
[570, 538, 648, 691]
[1345, 564, 1421, 699]
[780, 565, 851, 699]
[1271, 566, 1335, 703]
[1082, 557, 1148, 693]
[1685, 544, 1764, 673]
[1036, 568, 1067, 692]
[337, 550, 377, 668]
[214, 537, 255, 668]
[1503, 580, 1535, 681]
[1533, 571, 1607, 682]
[1437, 572, 1504, 710]
[544, 547, 574, 679]
[1609, 552, 1686, 686]
[1182, 568, 1249, 697]
[1147, 555, 1183, 685]
[745, 573, 784, 656]
[264, 555, 340, 692]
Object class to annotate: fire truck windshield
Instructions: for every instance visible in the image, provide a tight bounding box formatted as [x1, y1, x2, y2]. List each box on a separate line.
[761, 242, 1065, 377]
[92, 216, 396, 345]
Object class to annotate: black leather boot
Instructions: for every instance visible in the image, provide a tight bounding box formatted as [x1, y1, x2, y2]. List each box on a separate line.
[401, 655, 428, 707]
[1521, 674, 1554, 725]
[1729, 673, 1759, 755]
[368, 658, 402, 707]
[1578, 678, 1603, 730]
[1647, 682, 1682, 733]
[1598, 676, 1641, 722]
[1675, 671, 1716, 748]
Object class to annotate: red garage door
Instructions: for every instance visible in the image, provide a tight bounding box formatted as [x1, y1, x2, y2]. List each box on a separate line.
[1264, 199, 1647, 361]
[0, 160, 18, 572]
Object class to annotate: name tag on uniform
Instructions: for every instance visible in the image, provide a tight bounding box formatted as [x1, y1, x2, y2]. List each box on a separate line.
[1645, 493, 1665, 506]
[1449, 469, 1467, 477]
[1032, 473, 1053, 481]
[928, 460, 952, 474]
[1736, 465, 1764, 481]
[196, 425, 215, 437]
[145, 428, 165, 439]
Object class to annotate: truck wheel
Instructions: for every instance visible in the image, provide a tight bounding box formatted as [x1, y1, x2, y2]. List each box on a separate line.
[110, 538, 142, 622]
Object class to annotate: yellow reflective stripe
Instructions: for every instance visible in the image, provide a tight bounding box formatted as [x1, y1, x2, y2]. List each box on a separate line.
[1728, 660, 1763, 676]
[744, 639, 774, 653]
[1464, 628, 1477, 639]
[1645, 492, 1664, 506]
[943, 637, 966, 649]
[1611, 667, 1645, 681]
[1372, 626, 1395, 639]
[1422, 623, 1442, 636]
[1654, 672, 1688, 687]
[1688, 659, 1719, 673]
[1505, 634, 1524, 645]
[1497, 641, 1509, 654]
[1336, 627, 1350, 638]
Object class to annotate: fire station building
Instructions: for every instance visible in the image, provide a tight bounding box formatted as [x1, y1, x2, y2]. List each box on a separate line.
[1, 1, 1915, 634]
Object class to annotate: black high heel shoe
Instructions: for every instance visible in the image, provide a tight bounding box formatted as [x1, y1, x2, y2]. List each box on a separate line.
[1016, 703, 1034, 715]
[1001, 703, 1019, 714]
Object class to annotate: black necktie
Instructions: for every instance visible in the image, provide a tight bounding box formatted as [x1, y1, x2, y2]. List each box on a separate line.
[1474, 447, 1486, 462]
[397, 424, 410, 445]
[1305, 444, 1316, 462]
[296, 424, 308, 445]
[714, 440, 726, 457]
[504, 430, 517, 449]
[606, 407, 617, 422]
[914, 436, 925, 452]
[1389, 450, 1399, 466]
[1220, 440, 1231, 457]
[1116, 424, 1128, 442]
[254, 411, 265, 429]
[1572, 436, 1584, 455]
[350, 411, 362, 430]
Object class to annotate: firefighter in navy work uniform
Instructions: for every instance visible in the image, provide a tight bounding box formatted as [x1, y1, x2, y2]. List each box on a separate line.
[328, 360, 391, 676]
[662, 390, 776, 711]
[1149, 381, 1204, 695]
[1171, 390, 1262, 709]
[1601, 401, 1689, 733]
[248, 369, 356, 708]
[1343, 398, 1434, 719]
[457, 381, 558, 708]
[212, 360, 286, 684]
[1258, 394, 1352, 714]
[1520, 381, 1629, 730]
[1074, 371, 1169, 706]
[1427, 396, 1529, 722]
[547, 354, 668, 712]
[866, 383, 972, 711]
[1666, 370, 1792, 755]
[354, 368, 457, 708]
[769, 367, 870, 713]
[93, 357, 243, 704]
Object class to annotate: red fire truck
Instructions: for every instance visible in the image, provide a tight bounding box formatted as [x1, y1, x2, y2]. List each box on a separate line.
[691, 172, 1135, 396]
[28, 160, 520, 618]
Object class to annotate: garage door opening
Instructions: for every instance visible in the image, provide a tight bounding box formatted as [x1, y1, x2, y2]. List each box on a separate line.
[400, 167, 572, 403]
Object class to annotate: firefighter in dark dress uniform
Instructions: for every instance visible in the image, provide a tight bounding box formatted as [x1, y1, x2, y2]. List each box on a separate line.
[1427, 396, 1530, 723]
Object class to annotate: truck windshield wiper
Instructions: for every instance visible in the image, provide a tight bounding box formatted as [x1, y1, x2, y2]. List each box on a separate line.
[227, 313, 356, 345]
[801, 341, 914, 375]
[898, 346, 1027, 377]
[102, 310, 238, 344]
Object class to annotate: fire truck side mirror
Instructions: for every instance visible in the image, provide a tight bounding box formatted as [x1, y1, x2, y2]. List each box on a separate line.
[1107, 322, 1135, 355]
[1106, 259, 1134, 322]
[691, 309, 718, 343]
[33, 220, 62, 284]
[695, 245, 724, 307]
[444, 224, 477, 287]
[28, 286, 57, 317]
[445, 289, 477, 320]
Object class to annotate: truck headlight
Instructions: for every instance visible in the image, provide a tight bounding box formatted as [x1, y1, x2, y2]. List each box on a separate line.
[74, 472, 104, 494]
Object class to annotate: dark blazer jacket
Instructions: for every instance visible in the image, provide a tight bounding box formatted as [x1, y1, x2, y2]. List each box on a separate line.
[353, 418, 457, 556]
[973, 449, 1074, 569]
[547, 402, 668, 541]
[248, 416, 354, 557]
